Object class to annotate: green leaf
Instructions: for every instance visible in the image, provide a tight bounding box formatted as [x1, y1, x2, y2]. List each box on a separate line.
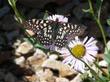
[34, 43, 44, 49]
[82, 9, 91, 13]
[99, 75, 108, 82]
[43, 11, 49, 20]
[108, 64, 110, 76]
[107, 19, 110, 26]
[104, 48, 110, 64]
[8, 0, 24, 23]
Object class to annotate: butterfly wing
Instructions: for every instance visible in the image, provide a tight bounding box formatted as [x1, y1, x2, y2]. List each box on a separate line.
[64, 23, 86, 40]
[23, 19, 54, 46]
[23, 19, 86, 49]
[54, 22, 86, 47]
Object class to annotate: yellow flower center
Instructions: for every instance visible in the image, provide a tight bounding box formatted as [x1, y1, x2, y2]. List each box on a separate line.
[71, 44, 86, 58]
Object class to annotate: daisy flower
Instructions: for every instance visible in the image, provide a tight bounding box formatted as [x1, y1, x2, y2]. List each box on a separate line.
[46, 14, 68, 23]
[55, 36, 99, 73]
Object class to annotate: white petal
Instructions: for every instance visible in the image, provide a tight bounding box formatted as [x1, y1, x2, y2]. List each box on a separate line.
[85, 40, 97, 47]
[75, 36, 79, 41]
[75, 36, 80, 43]
[85, 37, 95, 45]
[83, 36, 88, 44]
[53, 17, 56, 21]
[47, 14, 68, 22]
[72, 40, 81, 46]
[58, 47, 69, 53]
[86, 46, 99, 51]
[74, 60, 85, 72]
[68, 41, 74, 48]
[64, 17, 68, 22]
[72, 40, 77, 44]
[84, 53, 95, 63]
[86, 50, 98, 57]
[82, 56, 89, 64]
[62, 59, 69, 64]
[62, 56, 72, 64]
[70, 59, 77, 68]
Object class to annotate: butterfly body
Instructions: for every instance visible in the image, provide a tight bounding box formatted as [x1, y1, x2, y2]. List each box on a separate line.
[23, 19, 86, 49]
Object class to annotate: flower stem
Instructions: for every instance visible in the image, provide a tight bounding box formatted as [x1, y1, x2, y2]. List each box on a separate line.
[96, 19, 107, 47]
[88, 0, 107, 47]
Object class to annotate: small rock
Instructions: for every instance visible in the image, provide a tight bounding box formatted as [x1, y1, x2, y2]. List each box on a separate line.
[14, 56, 25, 67]
[42, 59, 77, 77]
[15, 52, 22, 57]
[16, 42, 34, 55]
[56, 77, 69, 82]
[41, 80, 47, 82]
[99, 60, 108, 67]
[49, 54, 58, 60]
[27, 49, 47, 71]
[96, 53, 104, 61]
[35, 69, 54, 82]
[13, 39, 21, 48]
[101, 68, 109, 75]
[33, 49, 47, 59]
[70, 74, 82, 82]
[24, 75, 38, 82]
[46, 77, 55, 82]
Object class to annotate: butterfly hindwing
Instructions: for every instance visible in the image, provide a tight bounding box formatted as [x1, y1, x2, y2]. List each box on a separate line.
[54, 23, 68, 47]
[54, 22, 86, 47]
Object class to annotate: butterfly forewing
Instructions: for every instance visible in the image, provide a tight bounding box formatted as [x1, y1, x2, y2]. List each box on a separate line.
[65, 23, 86, 40]
[24, 19, 54, 45]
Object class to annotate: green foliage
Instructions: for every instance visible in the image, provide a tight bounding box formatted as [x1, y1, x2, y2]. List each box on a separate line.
[43, 11, 49, 20]
[82, 9, 91, 13]
[83, 0, 106, 47]
[84, 0, 110, 81]
[7, 0, 46, 50]
[104, 49, 110, 64]
[8, 0, 17, 7]
[8, 0, 24, 23]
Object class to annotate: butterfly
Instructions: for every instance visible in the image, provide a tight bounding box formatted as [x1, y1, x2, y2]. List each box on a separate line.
[23, 18, 86, 49]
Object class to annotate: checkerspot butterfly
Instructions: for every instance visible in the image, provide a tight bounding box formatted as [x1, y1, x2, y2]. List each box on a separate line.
[23, 16, 86, 49]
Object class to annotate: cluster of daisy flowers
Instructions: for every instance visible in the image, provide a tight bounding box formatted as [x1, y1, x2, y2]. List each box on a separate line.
[47, 14, 99, 73]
